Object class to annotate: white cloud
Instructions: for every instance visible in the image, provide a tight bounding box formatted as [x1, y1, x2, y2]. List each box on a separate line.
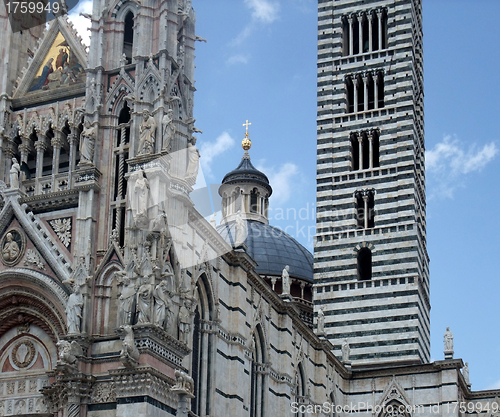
[426, 134, 498, 198]
[245, 0, 280, 24]
[231, 0, 280, 46]
[67, 0, 93, 46]
[199, 132, 236, 175]
[256, 161, 299, 206]
[226, 53, 251, 66]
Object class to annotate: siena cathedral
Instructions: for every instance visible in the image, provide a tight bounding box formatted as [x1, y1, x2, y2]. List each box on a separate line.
[0, 0, 498, 416]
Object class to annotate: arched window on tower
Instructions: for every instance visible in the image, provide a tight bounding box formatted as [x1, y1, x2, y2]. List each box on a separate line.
[111, 103, 131, 247]
[351, 131, 380, 171]
[357, 247, 372, 281]
[342, 8, 387, 56]
[346, 73, 384, 114]
[123, 12, 134, 64]
[355, 190, 375, 229]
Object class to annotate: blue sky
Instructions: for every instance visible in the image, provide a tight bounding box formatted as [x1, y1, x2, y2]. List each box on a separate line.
[69, 0, 499, 390]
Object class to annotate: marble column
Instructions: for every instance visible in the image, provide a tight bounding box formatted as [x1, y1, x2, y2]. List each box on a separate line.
[368, 12, 373, 52]
[51, 132, 63, 191]
[377, 9, 383, 50]
[357, 133, 363, 171]
[358, 12, 364, 54]
[34, 136, 47, 194]
[362, 73, 369, 112]
[348, 15, 354, 56]
[362, 193, 369, 229]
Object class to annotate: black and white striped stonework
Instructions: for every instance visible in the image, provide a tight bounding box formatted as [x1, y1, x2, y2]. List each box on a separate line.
[314, 0, 430, 366]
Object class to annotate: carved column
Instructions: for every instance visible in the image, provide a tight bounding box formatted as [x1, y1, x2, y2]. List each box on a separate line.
[358, 12, 364, 54]
[3, 144, 15, 185]
[368, 12, 373, 52]
[18, 136, 30, 164]
[68, 132, 78, 188]
[374, 74, 379, 110]
[114, 126, 127, 241]
[34, 136, 47, 194]
[362, 73, 369, 112]
[353, 76, 360, 113]
[0, 131, 5, 182]
[357, 133, 363, 170]
[348, 15, 354, 56]
[51, 132, 63, 191]
[362, 192, 369, 229]
[368, 131, 374, 169]
[300, 282, 306, 300]
[377, 8, 383, 50]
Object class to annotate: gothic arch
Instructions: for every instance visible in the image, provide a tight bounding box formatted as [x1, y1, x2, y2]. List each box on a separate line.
[250, 322, 267, 417]
[137, 73, 161, 102]
[0, 271, 68, 342]
[191, 272, 215, 415]
[94, 262, 123, 335]
[110, 1, 139, 20]
[108, 84, 134, 115]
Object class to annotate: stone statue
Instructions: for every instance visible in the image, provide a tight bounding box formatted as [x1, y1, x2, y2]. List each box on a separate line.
[154, 280, 173, 329]
[444, 327, 453, 352]
[138, 110, 157, 155]
[66, 283, 83, 334]
[133, 171, 150, 225]
[178, 298, 193, 343]
[463, 362, 470, 385]
[341, 339, 350, 362]
[282, 265, 290, 295]
[2, 232, 20, 262]
[9, 157, 20, 189]
[56, 340, 83, 365]
[172, 370, 194, 394]
[185, 138, 200, 180]
[118, 274, 136, 326]
[161, 109, 175, 152]
[317, 308, 325, 334]
[136, 278, 153, 324]
[80, 121, 96, 164]
[119, 325, 140, 362]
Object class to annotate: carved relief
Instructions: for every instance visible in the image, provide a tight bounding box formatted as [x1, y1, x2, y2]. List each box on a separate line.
[1, 228, 26, 266]
[91, 383, 116, 404]
[48, 218, 72, 248]
[11, 340, 36, 368]
[24, 249, 46, 270]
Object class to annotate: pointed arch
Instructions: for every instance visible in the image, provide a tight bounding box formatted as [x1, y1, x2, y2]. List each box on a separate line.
[94, 262, 123, 335]
[249, 322, 267, 417]
[191, 272, 216, 416]
[293, 361, 307, 417]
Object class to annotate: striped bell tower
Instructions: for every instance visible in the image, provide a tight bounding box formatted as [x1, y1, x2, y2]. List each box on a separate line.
[314, 0, 429, 367]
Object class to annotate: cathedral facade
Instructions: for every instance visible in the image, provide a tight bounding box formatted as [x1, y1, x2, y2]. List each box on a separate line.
[0, 0, 498, 416]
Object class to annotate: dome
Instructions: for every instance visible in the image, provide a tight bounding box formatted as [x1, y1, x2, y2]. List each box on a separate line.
[217, 220, 314, 282]
[221, 156, 272, 195]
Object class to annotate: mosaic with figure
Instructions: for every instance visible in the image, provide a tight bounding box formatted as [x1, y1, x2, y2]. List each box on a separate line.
[28, 32, 85, 93]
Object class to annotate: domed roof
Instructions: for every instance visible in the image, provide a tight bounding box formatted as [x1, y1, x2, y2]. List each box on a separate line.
[217, 220, 313, 282]
[221, 155, 272, 195]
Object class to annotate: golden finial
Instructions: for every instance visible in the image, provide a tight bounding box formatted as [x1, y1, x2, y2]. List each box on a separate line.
[242, 120, 252, 151]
